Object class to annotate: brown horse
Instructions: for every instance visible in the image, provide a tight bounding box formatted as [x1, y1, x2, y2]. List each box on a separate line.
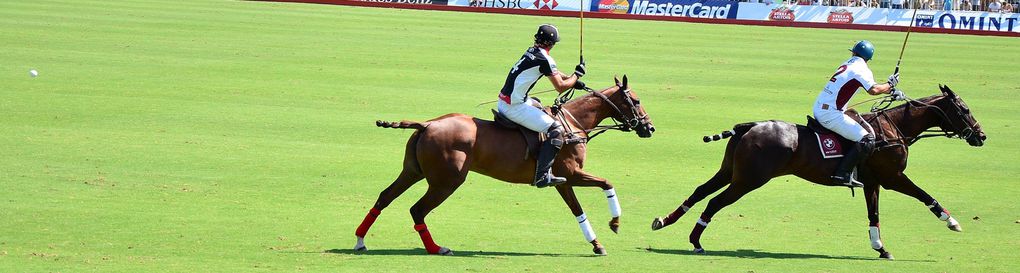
[353, 76, 654, 255]
[651, 85, 985, 259]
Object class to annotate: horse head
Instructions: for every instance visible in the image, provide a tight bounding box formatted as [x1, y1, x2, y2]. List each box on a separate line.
[610, 75, 655, 138]
[933, 85, 986, 146]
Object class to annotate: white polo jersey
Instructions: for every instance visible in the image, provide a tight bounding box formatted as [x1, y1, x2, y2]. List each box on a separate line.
[815, 56, 877, 111]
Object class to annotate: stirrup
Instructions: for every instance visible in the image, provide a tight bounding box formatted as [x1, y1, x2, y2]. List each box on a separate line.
[533, 173, 567, 188]
[830, 175, 864, 188]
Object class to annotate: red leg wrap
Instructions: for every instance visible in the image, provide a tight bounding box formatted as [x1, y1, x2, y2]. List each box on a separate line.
[414, 224, 441, 254]
[663, 200, 692, 226]
[354, 208, 382, 238]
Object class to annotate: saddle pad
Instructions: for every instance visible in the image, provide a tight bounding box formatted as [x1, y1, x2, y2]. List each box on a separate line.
[815, 132, 844, 159]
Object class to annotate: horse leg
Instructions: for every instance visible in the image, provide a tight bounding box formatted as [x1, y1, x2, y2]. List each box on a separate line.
[863, 181, 894, 259]
[408, 148, 470, 255]
[408, 181, 464, 255]
[652, 167, 732, 231]
[354, 169, 424, 251]
[555, 185, 606, 255]
[688, 175, 768, 254]
[882, 173, 962, 232]
[565, 171, 621, 233]
[354, 132, 427, 251]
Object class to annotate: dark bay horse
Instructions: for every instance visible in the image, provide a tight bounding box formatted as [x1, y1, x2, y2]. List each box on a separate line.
[354, 76, 654, 255]
[651, 85, 985, 259]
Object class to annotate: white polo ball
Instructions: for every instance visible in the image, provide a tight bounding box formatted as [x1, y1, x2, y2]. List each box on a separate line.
[30, 69, 38, 77]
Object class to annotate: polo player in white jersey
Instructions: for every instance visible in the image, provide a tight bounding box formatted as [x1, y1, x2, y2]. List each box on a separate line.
[497, 24, 587, 188]
[814, 40, 903, 187]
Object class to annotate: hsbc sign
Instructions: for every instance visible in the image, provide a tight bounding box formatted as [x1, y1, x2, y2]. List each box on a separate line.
[534, 0, 558, 9]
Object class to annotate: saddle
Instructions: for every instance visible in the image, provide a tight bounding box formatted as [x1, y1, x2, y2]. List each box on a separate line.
[805, 109, 873, 159]
[490, 99, 547, 160]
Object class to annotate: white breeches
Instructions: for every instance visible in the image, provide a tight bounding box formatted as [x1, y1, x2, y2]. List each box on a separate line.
[813, 106, 868, 142]
[497, 99, 555, 132]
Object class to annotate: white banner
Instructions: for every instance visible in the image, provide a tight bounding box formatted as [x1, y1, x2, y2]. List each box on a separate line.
[736, 3, 1020, 32]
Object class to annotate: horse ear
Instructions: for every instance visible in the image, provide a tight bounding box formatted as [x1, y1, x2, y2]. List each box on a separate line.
[942, 85, 957, 98]
[622, 75, 629, 88]
[614, 76, 621, 87]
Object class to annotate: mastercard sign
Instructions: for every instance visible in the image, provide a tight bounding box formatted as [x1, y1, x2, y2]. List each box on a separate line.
[598, 0, 630, 13]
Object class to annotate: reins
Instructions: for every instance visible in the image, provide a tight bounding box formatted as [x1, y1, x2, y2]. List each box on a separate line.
[552, 86, 646, 142]
[864, 94, 979, 148]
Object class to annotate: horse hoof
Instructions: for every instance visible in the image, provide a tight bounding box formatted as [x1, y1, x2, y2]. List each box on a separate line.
[593, 247, 607, 256]
[609, 218, 620, 234]
[354, 238, 367, 251]
[946, 217, 962, 232]
[435, 247, 453, 256]
[879, 252, 894, 260]
[693, 248, 705, 254]
[651, 217, 664, 231]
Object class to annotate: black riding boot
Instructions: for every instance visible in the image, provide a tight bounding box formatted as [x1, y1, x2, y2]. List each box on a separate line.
[534, 124, 567, 188]
[831, 134, 875, 188]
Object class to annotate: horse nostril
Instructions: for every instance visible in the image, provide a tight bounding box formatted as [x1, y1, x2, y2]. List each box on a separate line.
[981, 135, 987, 141]
[649, 126, 656, 133]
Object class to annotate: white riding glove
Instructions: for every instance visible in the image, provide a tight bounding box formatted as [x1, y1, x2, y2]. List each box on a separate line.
[890, 89, 906, 101]
[887, 73, 900, 87]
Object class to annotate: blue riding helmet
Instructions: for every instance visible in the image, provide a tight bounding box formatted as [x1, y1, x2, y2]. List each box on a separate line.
[850, 40, 875, 61]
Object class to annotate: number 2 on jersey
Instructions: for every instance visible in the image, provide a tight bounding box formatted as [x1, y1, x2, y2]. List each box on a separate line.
[829, 65, 847, 82]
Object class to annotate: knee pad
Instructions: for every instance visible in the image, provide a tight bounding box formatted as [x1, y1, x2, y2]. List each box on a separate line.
[859, 134, 876, 152]
[546, 123, 565, 148]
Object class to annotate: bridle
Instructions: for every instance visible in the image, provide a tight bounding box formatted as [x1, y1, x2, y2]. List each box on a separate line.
[869, 93, 981, 146]
[552, 86, 648, 141]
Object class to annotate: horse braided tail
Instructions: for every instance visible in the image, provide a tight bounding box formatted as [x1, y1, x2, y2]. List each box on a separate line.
[703, 122, 757, 143]
[376, 120, 428, 130]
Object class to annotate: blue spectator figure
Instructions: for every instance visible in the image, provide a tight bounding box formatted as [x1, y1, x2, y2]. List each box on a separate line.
[944, 0, 954, 10]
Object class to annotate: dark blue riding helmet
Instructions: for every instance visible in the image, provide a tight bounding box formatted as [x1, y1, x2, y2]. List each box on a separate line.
[535, 24, 560, 46]
[850, 40, 875, 61]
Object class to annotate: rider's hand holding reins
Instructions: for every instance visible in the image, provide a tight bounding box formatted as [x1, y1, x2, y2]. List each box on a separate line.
[890, 89, 906, 101]
[573, 79, 586, 90]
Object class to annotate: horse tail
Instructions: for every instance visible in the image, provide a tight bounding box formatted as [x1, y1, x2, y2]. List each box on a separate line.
[702, 122, 755, 143]
[376, 120, 428, 130]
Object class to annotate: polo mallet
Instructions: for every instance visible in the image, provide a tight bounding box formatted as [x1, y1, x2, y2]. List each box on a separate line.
[894, 8, 918, 75]
[579, 0, 585, 68]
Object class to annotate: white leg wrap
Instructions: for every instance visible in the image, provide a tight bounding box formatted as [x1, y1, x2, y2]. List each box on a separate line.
[939, 211, 951, 221]
[577, 213, 597, 242]
[869, 226, 884, 250]
[696, 218, 709, 227]
[604, 189, 621, 218]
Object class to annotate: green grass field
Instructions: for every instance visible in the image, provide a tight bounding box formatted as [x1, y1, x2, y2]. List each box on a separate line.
[2, 0, 1019, 271]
